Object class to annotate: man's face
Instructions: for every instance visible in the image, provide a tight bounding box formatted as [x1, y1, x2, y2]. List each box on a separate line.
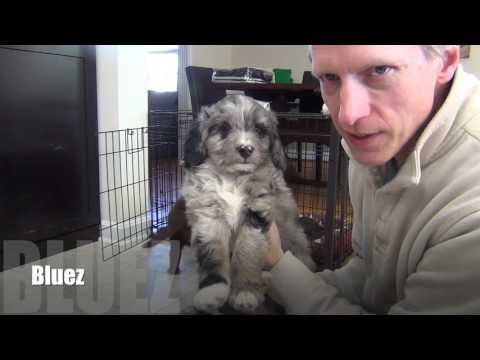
[311, 45, 444, 166]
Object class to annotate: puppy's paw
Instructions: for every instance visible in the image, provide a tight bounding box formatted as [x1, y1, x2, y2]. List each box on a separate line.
[246, 201, 272, 233]
[193, 283, 229, 314]
[229, 289, 265, 313]
[249, 194, 272, 210]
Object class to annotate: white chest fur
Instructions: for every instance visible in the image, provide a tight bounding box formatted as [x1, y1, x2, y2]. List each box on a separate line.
[216, 177, 245, 230]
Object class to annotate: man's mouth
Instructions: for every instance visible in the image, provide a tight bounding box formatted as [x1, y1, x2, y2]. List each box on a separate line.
[351, 133, 376, 140]
[345, 132, 381, 148]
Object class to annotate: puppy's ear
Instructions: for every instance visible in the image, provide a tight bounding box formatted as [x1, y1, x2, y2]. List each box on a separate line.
[270, 132, 287, 172]
[184, 121, 206, 169]
[265, 110, 288, 172]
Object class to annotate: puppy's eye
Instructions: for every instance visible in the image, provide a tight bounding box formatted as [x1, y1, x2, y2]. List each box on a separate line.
[219, 122, 231, 138]
[208, 125, 217, 135]
[255, 124, 267, 138]
[209, 122, 231, 139]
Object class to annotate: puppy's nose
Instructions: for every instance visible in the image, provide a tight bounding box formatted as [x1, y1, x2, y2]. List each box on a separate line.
[237, 145, 254, 159]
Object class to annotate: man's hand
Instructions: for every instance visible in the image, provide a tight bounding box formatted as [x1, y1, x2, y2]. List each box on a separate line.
[264, 222, 284, 271]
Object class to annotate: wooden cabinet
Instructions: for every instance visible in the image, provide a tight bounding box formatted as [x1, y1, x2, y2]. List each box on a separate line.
[0, 45, 99, 271]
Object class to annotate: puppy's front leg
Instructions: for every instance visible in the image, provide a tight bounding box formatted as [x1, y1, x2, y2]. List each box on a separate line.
[191, 218, 231, 314]
[229, 207, 272, 313]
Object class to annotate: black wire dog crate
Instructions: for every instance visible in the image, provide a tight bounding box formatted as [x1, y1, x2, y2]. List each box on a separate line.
[97, 111, 192, 260]
[276, 112, 353, 269]
[97, 110, 353, 270]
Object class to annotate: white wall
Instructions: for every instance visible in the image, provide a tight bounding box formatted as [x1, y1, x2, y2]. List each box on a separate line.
[190, 45, 232, 69]
[96, 45, 148, 131]
[461, 45, 480, 79]
[117, 45, 148, 129]
[189, 45, 312, 82]
[231, 45, 311, 82]
[96, 45, 120, 132]
[96, 45, 150, 233]
[97, 45, 120, 227]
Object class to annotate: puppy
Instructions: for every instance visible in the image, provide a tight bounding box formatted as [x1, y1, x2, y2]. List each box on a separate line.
[182, 95, 316, 314]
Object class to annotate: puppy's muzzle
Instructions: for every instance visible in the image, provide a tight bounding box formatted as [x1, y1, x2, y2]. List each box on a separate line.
[237, 145, 254, 159]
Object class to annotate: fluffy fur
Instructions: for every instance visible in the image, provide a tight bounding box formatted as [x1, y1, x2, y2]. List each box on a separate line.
[182, 95, 316, 313]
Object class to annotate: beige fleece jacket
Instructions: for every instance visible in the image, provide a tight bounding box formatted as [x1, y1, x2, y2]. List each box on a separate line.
[269, 65, 480, 314]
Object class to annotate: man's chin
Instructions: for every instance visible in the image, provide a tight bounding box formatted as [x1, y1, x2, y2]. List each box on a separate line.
[351, 150, 392, 167]
[345, 135, 398, 167]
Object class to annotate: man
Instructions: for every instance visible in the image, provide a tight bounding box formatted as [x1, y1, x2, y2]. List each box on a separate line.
[265, 45, 480, 314]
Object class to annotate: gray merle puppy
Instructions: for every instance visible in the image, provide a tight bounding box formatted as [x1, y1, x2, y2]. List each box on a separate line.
[182, 95, 316, 314]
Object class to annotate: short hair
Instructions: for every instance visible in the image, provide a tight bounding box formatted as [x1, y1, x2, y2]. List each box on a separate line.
[420, 45, 449, 60]
[308, 45, 451, 63]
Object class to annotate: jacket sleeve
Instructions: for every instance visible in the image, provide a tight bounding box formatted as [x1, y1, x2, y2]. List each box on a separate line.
[268, 214, 480, 315]
[267, 207, 371, 315]
[268, 251, 371, 315]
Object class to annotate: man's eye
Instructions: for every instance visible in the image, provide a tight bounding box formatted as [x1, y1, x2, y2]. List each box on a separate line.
[372, 65, 392, 76]
[321, 73, 339, 82]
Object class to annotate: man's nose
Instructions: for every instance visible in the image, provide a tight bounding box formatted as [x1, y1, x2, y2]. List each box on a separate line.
[337, 80, 370, 126]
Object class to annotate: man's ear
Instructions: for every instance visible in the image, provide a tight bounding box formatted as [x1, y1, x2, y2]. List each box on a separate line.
[437, 45, 461, 84]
